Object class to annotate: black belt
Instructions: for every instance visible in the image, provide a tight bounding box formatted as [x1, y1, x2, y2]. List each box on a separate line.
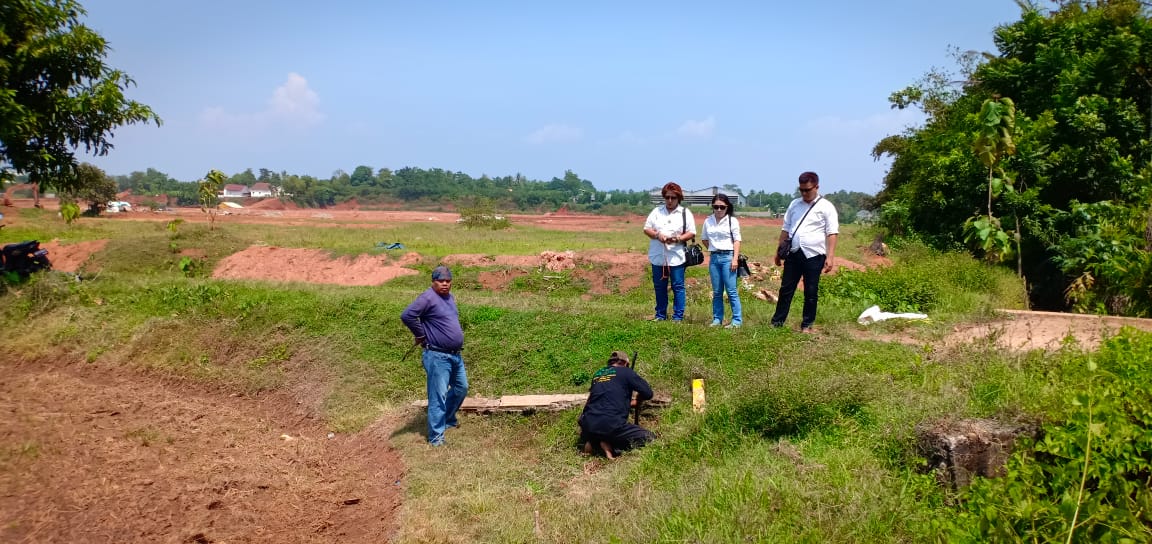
[711, 250, 733, 254]
[426, 345, 462, 355]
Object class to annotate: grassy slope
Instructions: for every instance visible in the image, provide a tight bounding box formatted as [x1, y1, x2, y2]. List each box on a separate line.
[1, 208, 1090, 543]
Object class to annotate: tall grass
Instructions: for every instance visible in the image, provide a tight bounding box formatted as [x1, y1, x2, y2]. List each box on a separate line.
[1, 208, 1123, 543]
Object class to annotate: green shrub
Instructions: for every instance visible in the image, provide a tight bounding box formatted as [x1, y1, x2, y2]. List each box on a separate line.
[0, 272, 77, 317]
[940, 329, 1152, 543]
[457, 198, 510, 229]
[719, 373, 873, 439]
[823, 268, 940, 313]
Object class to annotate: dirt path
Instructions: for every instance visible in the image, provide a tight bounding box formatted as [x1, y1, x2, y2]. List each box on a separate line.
[941, 309, 1152, 352]
[0, 360, 403, 543]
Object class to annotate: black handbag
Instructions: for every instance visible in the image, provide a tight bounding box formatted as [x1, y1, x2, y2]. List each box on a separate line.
[682, 209, 705, 266]
[726, 215, 750, 277]
[776, 237, 792, 261]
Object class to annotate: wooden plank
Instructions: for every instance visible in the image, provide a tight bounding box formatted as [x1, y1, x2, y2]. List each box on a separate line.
[412, 392, 671, 413]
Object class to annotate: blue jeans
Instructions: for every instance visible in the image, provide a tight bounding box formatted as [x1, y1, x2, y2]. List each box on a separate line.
[772, 251, 826, 329]
[651, 263, 686, 320]
[422, 349, 468, 444]
[709, 252, 742, 325]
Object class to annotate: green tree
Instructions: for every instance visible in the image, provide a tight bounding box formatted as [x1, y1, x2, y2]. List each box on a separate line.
[199, 169, 224, 230]
[116, 167, 173, 195]
[228, 168, 257, 187]
[0, 0, 161, 191]
[62, 162, 116, 216]
[350, 165, 375, 186]
[375, 167, 393, 189]
[874, 0, 1152, 312]
[963, 96, 1019, 264]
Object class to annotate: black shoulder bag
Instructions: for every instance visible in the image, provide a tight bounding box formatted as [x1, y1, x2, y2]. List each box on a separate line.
[729, 216, 750, 277]
[776, 197, 821, 261]
[682, 208, 705, 266]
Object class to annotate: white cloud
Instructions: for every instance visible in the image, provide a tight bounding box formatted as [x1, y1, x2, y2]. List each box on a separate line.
[199, 72, 326, 131]
[525, 124, 583, 144]
[673, 116, 716, 139]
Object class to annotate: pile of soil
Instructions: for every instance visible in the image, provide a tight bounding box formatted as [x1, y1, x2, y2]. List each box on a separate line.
[212, 246, 419, 286]
[247, 198, 291, 210]
[39, 239, 110, 273]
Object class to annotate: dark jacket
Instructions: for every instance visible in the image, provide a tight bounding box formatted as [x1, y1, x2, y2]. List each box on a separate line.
[580, 365, 652, 435]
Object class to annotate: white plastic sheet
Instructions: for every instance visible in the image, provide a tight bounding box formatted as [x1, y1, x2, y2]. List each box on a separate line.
[857, 305, 928, 325]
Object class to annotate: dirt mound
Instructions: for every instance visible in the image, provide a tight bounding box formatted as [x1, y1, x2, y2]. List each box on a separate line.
[212, 246, 419, 286]
[0, 360, 403, 543]
[941, 310, 1152, 352]
[247, 198, 295, 210]
[831, 257, 867, 273]
[38, 239, 109, 272]
[454, 249, 648, 294]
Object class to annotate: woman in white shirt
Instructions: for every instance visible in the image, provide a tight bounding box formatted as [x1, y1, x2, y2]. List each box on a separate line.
[642, 182, 696, 322]
[700, 194, 742, 328]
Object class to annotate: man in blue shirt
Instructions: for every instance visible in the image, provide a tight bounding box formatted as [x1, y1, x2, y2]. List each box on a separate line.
[578, 351, 654, 458]
[401, 265, 468, 446]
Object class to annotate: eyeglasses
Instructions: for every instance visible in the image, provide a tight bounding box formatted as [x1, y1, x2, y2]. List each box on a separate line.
[712, 205, 727, 210]
[663, 195, 678, 200]
[798, 187, 815, 193]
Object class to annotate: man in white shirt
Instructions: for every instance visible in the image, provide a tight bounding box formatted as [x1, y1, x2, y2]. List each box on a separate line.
[771, 171, 839, 333]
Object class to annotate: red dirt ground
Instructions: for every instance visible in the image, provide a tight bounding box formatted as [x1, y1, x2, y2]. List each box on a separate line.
[0, 360, 403, 543]
[38, 239, 110, 272]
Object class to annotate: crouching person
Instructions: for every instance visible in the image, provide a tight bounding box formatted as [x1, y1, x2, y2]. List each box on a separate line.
[578, 351, 655, 459]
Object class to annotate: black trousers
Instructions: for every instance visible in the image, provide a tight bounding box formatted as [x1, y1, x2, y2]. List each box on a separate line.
[772, 251, 827, 329]
[579, 421, 655, 452]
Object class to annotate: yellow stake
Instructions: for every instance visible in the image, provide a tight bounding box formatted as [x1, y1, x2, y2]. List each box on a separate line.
[691, 379, 706, 413]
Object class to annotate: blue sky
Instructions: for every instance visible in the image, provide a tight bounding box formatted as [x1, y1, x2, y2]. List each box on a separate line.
[82, 1, 1025, 194]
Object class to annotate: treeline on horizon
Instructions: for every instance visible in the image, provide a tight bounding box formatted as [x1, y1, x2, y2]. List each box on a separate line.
[38, 165, 877, 223]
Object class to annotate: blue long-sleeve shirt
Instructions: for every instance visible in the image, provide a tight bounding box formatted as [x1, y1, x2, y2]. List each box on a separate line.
[400, 288, 464, 352]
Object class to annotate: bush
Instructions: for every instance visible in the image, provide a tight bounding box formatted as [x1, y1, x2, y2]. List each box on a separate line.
[718, 372, 873, 439]
[457, 198, 510, 230]
[823, 268, 940, 313]
[940, 329, 1152, 543]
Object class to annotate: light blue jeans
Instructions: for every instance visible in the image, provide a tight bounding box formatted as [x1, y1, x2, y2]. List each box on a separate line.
[651, 263, 687, 320]
[709, 252, 742, 325]
[422, 349, 468, 444]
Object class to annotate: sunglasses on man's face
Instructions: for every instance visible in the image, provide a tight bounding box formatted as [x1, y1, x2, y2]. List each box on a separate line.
[712, 205, 727, 210]
[798, 187, 815, 193]
[663, 195, 678, 200]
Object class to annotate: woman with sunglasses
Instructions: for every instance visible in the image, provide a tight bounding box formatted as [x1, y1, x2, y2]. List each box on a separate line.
[700, 194, 743, 328]
[642, 182, 696, 322]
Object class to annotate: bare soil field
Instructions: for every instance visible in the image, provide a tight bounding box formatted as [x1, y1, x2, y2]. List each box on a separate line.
[0, 359, 403, 543]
